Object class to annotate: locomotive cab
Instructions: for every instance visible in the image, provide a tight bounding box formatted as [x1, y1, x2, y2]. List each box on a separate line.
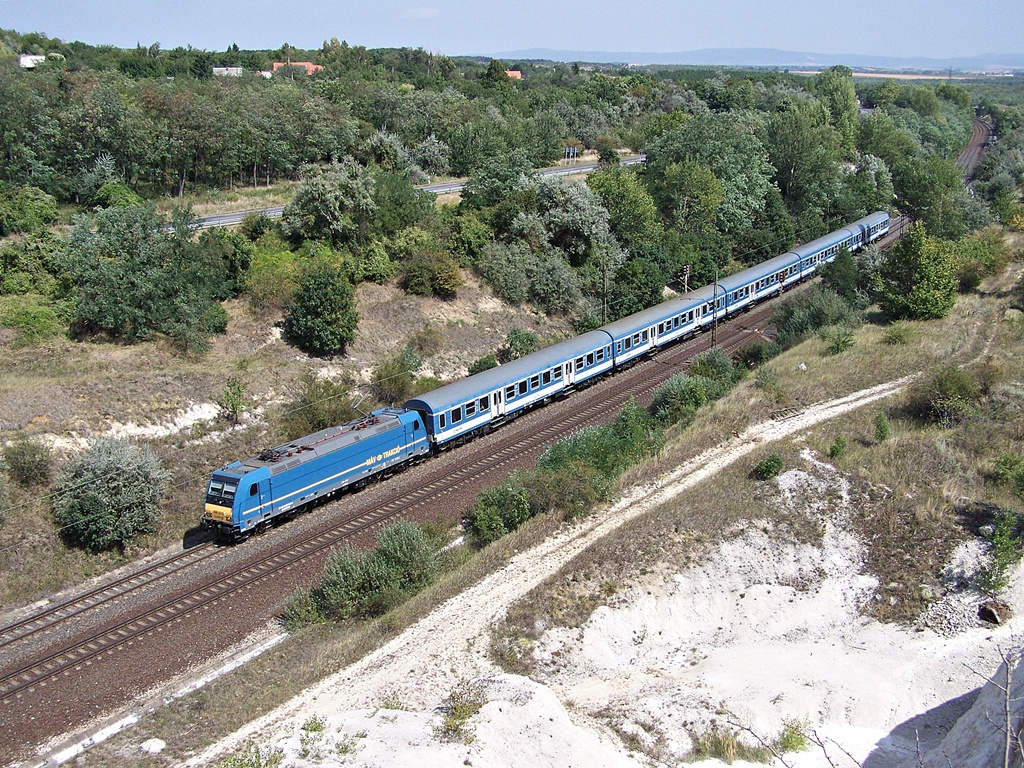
[202, 462, 272, 537]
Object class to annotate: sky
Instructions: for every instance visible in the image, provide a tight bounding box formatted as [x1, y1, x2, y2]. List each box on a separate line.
[1, 0, 1021, 60]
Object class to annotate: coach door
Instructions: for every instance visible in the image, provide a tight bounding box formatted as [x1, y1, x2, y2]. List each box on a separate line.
[563, 361, 576, 386]
[490, 389, 504, 419]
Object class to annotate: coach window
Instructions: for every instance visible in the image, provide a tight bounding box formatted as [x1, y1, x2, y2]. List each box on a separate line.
[465, 402, 476, 417]
[624, 337, 632, 350]
[414, 420, 421, 431]
[250, 483, 259, 497]
[479, 396, 489, 410]
[553, 367, 562, 381]
[439, 413, 446, 429]
[506, 385, 515, 400]
[575, 356, 585, 370]
[616, 341, 622, 353]
[543, 371, 551, 385]
[530, 375, 540, 389]
[451, 407, 462, 424]
[583, 353, 591, 366]
[518, 381, 528, 396]
[596, 349, 604, 362]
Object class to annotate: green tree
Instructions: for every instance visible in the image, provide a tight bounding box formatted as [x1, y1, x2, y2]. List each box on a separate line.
[814, 66, 859, 155]
[644, 111, 772, 235]
[283, 263, 359, 357]
[58, 204, 229, 346]
[52, 438, 169, 552]
[281, 158, 376, 247]
[586, 165, 663, 250]
[0, 185, 58, 235]
[877, 222, 957, 321]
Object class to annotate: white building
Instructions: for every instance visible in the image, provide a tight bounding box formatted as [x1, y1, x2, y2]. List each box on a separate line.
[18, 54, 46, 69]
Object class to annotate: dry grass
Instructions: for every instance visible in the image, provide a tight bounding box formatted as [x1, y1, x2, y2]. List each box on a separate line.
[152, 181, 299, 220]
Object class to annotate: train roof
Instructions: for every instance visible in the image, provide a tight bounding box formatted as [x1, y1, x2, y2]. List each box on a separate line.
[213, 408, 409, 478]
[599, 290, 708, 338]
[405, 330, 612, 413]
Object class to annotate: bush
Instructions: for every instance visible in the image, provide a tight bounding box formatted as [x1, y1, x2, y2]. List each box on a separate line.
[239, 212, 275, 242]
[882, 323, 910, 345]
[0, 295, 64, 346]
[651, 374, 713, 426]
[733, 342, 769, 370]
[285, 521, 439, 627]
[214, 741, 283, 768]
[908, 365, 983, 427]
[820, 325, 856, 355]
[977, 511, 1023, 596]
[0, 185, 58, 235]
[3, 434, 52, 486]
[51, 438, 170, 552]
[753, 453, 784, 480]
[874, 411, 890, 442]
[284, 263, 359, 358]
[689, 346, 742, 386]
[497, 328, 538, 363]
[467, 483, 532, 546]
[92, 182, 144, 209]
[829, 435, 847, 459]
[468, 354, 499, 375]
[769, 286, 861, 353]
[281, 369, 360, 439]
[370, 346, 421, 405]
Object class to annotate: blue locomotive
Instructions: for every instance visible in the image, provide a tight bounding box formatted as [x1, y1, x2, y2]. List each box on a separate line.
[202, 409, 428, 538]
[203, 211, 889, 537]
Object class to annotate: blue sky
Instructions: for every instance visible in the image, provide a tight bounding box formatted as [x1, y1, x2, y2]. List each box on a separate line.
[1, 0, 1020, 59]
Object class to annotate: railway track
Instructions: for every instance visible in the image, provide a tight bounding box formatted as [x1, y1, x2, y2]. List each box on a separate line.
[0, 299, 772, 708]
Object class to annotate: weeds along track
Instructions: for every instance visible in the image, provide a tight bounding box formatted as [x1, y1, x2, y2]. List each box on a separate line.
[0, 302, 777, 709]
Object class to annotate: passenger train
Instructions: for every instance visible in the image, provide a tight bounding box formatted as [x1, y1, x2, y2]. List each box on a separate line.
[202, 211, 889, 538]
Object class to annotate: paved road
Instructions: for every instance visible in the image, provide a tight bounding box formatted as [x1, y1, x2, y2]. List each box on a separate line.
[193, 155, 644, 229]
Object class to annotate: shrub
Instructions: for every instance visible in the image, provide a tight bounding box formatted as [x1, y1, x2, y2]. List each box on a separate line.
[0, 295, 63, 346]
[908, 365, 983, 427]
[239, 212, 275, 242]
[882, 323, 910, 345]
[468, 354, 499, 375]
[650, 374, 713, 426]
[284, 263, 358, 358]
[370, 346, 421, 405]
[977, 511, 1023, 596]
[769, 286, 861, 353]
[3, 434, 52, 486]
[214, 741, 283, 768]
[217, 377, 248, 425]
[92, 182, 143, 209]
[51, 438, 170, 552]
[281, 370, 360, 439]
[829, 435, 847, 459]
[753, 453, 783, 480]
[0, 185, 58, 235]
[243, 243, 301, 311]
[467, 483, 532, 546]
[286, 521, 439, 627]
[874, 411, 890, 442]
[434, 680, 487, 744]
[733, 341, 769, 370]
[755, 366, 788, 404]
[689, 346, 742, 385]
[820, 325, 856, 355]
[497, 328, 539, 363]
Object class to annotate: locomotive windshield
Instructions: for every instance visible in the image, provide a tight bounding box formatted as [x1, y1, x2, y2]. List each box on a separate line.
[206, 478, 238, 506]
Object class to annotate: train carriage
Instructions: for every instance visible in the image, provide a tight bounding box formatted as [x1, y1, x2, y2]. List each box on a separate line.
[404, 330, 614, 447]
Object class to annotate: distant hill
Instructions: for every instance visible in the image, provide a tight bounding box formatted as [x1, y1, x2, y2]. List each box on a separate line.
[490, 47, 1024, 72]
